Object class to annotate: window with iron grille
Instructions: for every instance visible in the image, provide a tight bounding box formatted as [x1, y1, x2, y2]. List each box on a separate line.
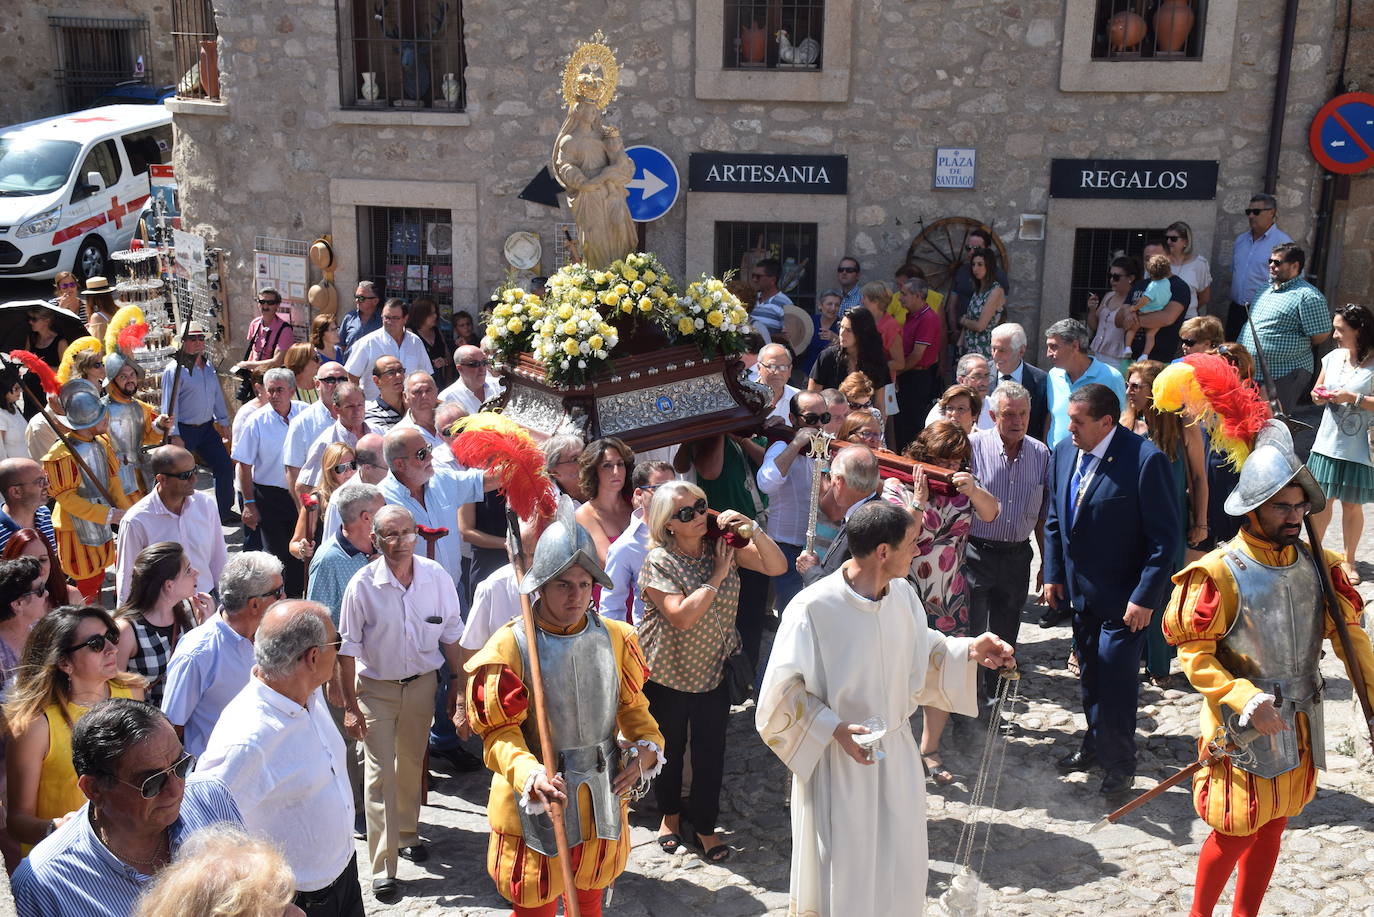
[338, 0, 466, 110]
[48, 16, 153, 112]
[1090, 0, 1207, 61]
[357, 206, 456, 320]
[1070, 227, 1158, 320]
[722, 0, 824, 70]
[715, 221, 818, 312]
[171, 0, 220, 100]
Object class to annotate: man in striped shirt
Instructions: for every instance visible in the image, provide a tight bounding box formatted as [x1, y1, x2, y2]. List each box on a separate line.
[0, 457, 56, 556]
[13, 699, 242, 917]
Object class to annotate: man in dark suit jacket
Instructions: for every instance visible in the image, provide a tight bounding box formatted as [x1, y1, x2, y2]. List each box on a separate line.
[796, 446, 880, 586]
[990, 323, 1050, 442]
[1042, 383, 1181, 796]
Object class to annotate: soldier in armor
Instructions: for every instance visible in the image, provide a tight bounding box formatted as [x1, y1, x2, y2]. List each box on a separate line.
[465, 505, 663, 917]
[41, 379, 131, 600]
[1163, 419, 1374, 917]
[103, 349, 173, 503]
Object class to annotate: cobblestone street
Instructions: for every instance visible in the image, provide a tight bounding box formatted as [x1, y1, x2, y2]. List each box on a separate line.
[357, 554, 1374, 916]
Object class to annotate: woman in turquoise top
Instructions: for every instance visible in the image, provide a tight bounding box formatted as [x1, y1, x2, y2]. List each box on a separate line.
[1308, 303, 1374, 585]
[956, 246, 1005, 358]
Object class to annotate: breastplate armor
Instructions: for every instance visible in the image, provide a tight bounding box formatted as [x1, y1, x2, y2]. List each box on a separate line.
[70, 438, 112, 545]
[1217, 539, 1326, 778]
[512, 610, 621, 857]
[105, 399, 147, 495]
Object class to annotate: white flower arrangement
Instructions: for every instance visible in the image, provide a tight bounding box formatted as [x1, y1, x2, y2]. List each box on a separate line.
[665, 273, 752, 358]
[482, 285, 546, 364]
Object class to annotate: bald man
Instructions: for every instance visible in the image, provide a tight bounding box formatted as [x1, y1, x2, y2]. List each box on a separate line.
[0, 456, 55, 556]
[756, 342, 800, 422]
[439, 345, 502, 415]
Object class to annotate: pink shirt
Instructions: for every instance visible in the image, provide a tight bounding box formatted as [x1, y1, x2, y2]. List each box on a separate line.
[246, 315, 295, 360]
[901, 305, 941, 370]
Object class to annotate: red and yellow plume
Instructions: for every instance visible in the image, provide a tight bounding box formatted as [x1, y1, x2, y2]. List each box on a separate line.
[57, 336, 103, 384]
[1153, 353, 1271, 469]
[448, 412, 557, 520]
[9, 350, 59, 396]
[104, 305, 147, 357]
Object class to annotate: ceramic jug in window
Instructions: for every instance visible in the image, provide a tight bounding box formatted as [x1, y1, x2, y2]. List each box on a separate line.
[740, 20, 766, 64]
[1154, 0, 1196, 53]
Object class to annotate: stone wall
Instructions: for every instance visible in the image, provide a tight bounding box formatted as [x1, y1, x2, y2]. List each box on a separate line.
[170, 0, 1342, 354]
[1332, 2, 1373, 310]
[0, 0, 176, 126]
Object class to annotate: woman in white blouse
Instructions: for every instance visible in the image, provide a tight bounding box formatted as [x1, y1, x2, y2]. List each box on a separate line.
[0, 368, 29, 462]
[1164, 221, 1212, 320]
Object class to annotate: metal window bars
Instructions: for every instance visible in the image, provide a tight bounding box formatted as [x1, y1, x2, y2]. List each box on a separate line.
[341, 0, 466, 109]
[1091, 0, 1207, 60]
[170, 0, 220, 100]
[722, 0, 824, 70]
[48, 16, 152, 111]
[1069, 226, 1158, 321]
[357, 206, 457, 319]
[715, 221, 818, 312]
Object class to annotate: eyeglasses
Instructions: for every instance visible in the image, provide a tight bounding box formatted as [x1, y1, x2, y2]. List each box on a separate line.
[1270, 501, 1311, 517]
[965, 244, 978, 251]
[760, 361, 790, 373]
[354, 294, 378, 302]
[183, 335, 206, 343]
[118, 752, 195, 799]
[316, 637, 344, 652]
[58, 282, 77, 289]
[854, 428, 883, 441]
[1165, 235, 1183, 242]
[19, 475, 49, 488]
[252, 584, 286, 601]
[17, 584, 47, 601]
[1125, 381, 1144, 392]
[162, 468, 197, 481]
[796, 411, 832, 426]
[376, 366, 405, 377]
[1267, 258, 1287, 267]
[378, 531, 418, 545]
[459, 360, 489, 369]
[410, 446, 431, 461]
[847, 400, 872, 410]
[318, 375, 348, 385]
[671, 499, 709, 523]
[837, 266, 859, 273]
[257, 299, 281, 307]
[1245, 208, 1274, 216]
[1108, 272, 1126, 280]
[1180, 338, 1198, 348]
[332, 460, 357, 475]
[68, 630, 119, 655]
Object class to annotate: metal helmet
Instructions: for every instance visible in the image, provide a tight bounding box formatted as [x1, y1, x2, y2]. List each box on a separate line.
[58, 379, 108, 431]
[103, 350, 143, 383]
[519, 497, 612, 595]
[1224, 419, 1326, 516]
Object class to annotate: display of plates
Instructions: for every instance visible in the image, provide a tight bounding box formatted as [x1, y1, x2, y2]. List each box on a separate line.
[503, 231, 542, 270]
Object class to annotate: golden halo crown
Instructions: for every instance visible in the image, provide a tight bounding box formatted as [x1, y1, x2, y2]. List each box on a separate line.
[562, 30, 619, 110]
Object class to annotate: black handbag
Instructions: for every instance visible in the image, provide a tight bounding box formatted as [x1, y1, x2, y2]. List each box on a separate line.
[721, 647, 754, 706]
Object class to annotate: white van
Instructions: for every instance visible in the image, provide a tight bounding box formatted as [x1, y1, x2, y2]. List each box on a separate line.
[0, 105, 173, 281]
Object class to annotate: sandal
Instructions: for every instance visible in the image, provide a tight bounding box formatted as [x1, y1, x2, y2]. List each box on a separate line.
[1341, 561, 1361, 586]
[921, 753, 955, 786]
[1067, 650, 1081, 677]
[697, 835, 732, 863]
[656, 832, 682, 853]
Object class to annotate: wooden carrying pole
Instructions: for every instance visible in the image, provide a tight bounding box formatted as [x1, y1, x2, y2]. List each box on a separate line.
[503, 507, 580, 917]
[1304, 516, 1374, 754]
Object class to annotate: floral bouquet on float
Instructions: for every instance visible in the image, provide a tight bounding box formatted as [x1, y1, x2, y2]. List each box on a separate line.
[665, 272, 752, 359]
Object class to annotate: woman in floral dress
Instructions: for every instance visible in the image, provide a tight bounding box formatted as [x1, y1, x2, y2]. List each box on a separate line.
[886, 421, 1000, 783]
[955, 247, 1005, 358]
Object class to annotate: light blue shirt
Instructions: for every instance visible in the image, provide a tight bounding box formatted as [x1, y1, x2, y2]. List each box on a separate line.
[160, 358, 229, 432]
[284, 399, 335, 469]
[600, 511, 650, 625]
[1046, 358, 1127, 447]
[378, 467, 486, 580]
[1230, 223, 1292, 305]
[161, 614, 257, 757]
[307, 531, 373, 626]
[13, 776, 242, 917]
[230, 401, 306, 490]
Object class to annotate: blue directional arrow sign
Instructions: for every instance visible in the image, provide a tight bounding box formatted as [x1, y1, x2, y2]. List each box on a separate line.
[623, 145, 680, 223]
[1309, 92, 1374, 175]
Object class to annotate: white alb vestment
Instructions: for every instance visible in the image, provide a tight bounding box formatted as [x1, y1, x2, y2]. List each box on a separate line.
[756, 569, 978, 917]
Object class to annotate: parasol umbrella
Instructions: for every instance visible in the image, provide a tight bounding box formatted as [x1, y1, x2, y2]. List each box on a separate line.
[0, 300, 88, 353]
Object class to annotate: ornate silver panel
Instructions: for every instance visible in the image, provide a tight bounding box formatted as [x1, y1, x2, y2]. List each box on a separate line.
[502, 386, 566, 436]
[597, 372, 740, 436]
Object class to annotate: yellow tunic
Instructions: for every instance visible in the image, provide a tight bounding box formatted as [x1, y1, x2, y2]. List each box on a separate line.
[465, 614, 664, 908]
[1162, 528, 1374, 835]
[42, 433, 130, 581]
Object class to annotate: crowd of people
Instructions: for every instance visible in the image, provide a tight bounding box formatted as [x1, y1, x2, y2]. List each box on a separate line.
[0, 196, 1369, 917]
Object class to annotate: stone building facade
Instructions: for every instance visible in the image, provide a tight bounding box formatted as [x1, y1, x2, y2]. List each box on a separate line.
[0, 0, 176, 125]
[167, 0, 1356, 354]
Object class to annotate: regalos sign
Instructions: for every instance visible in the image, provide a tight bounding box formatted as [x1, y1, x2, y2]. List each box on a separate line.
[687, 153, 848, 195]
[1049, 159, 1218, 200]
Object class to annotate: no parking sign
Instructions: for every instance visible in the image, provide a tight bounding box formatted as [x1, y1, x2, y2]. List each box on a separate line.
[1309, 92, 1374, 175]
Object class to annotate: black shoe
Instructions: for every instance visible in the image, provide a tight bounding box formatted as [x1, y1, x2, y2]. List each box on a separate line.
[430, 745, 483, 773]
[372, 878, 401, 903]
[1038, 609, 1071, 628]
[1099, 771, 1134, 796]
[398, 844, 429, 863]
[219, 509, 242, 526]
[1057, 749, 1097, 773]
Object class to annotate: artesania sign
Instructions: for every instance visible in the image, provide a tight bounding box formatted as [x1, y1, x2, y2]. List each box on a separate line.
[687, 153, 848, 195]
[1049, 158, 1218, 200]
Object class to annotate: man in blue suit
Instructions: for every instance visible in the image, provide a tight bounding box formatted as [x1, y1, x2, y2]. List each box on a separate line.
[1042, 383, 1181, 796]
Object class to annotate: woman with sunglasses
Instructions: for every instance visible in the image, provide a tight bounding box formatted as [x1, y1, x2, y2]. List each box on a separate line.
[2, 528, 83, 610]
[49, 272, 81, 317]
[639, 481, 785, 862]
[5, 605, 143, 848]
[113, 543, 208, 707]
[836, 409, 884, 450]
[575, 436, 636, 563]
[289, 442, 357, 562]
[22, 308, 69, 406]
[1164, 220, 1212, 320]
[894, 421, 998, 784]
[281, 342, 321, 405]
[1307, 302, 1374, 585]
[310, 313, 344, 367]
[1087, 256, 1138, 372]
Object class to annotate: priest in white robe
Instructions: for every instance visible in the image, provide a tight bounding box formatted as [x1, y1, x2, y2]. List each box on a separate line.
[757, 501, 1015, 917]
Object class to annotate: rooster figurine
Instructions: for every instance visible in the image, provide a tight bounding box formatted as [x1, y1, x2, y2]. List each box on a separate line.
[776, 30, 820, 67]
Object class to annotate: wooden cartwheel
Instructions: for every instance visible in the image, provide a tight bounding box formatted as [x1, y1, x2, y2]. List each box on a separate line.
[904, 216, 1009, 303]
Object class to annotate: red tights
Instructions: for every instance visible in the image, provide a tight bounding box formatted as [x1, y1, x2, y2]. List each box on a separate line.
[510, 886, 602, 917]
[1189, 816, 1287, 917]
